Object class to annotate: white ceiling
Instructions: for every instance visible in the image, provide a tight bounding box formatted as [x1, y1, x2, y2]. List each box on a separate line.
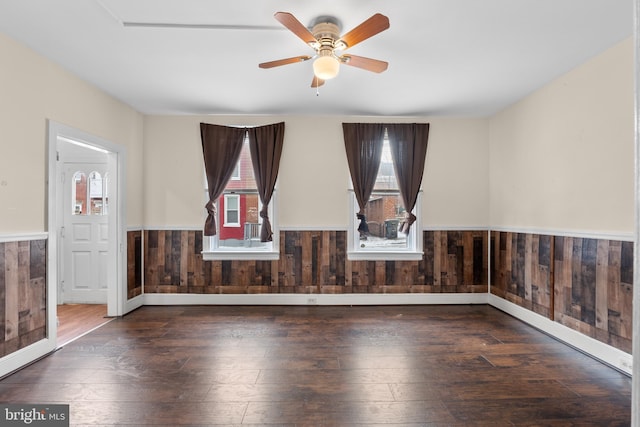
[0, 0, 633, 117]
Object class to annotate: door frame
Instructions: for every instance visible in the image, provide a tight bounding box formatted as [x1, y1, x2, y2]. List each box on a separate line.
[47, 120, 128, 324]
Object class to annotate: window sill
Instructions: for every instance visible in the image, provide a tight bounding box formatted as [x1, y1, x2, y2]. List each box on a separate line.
[347, 250, 424, 261]
[202, 250, 279, 261]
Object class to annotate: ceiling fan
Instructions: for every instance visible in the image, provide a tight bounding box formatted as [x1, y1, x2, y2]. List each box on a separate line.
[259, 12, 390, 87]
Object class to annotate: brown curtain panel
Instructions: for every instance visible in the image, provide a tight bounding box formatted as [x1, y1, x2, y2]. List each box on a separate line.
[248, 122, 285, 242]
[342, 123, 386, 234]
[386, 123, 430, 233]
[200, 123, 246, 236]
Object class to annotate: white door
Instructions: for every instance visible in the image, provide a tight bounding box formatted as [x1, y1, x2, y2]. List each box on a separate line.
[62, 163, 109, 303]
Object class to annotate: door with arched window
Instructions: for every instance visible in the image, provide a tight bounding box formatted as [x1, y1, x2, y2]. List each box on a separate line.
[62, 163, 109, 303]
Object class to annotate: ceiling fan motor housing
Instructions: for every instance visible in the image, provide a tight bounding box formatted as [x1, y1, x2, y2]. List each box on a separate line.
[310, 16, 343, 51]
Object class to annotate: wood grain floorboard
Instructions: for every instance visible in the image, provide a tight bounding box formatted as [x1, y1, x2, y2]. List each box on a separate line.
[0, 305, 631, 426]
[56, 304, 112, 347]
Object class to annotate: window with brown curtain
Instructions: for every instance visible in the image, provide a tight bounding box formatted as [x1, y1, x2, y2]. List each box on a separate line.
[342, 123, 386, 237]
[248, 122, 285, 242]
[386, 123, 430, 234]
[201, 123, 246, 237]
[342, 122, 429, 260]
[201, 122, 284, 260]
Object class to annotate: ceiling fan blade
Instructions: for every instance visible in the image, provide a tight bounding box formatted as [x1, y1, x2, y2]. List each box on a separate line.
[274, 12, 317, 46]
[311, 75, 325, 88]
[259, 56, 312, 69]
[340, 54, 388, 73]
[338, 13, 389, 49]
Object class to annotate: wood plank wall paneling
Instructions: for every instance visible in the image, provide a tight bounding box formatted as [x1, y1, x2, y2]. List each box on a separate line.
[491, 231, 633, 354]
[0, 240, 47, 358]
[127, 231, 143, 300]
[490, 232, 552, 318]
[553, 237, 633, 353]
[143, 230, 488, 295]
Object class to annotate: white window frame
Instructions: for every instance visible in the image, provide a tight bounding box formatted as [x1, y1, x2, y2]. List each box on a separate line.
[223, 194, 241, 227]
[201, 131, 279, 261]
[347, 189, 423, 261]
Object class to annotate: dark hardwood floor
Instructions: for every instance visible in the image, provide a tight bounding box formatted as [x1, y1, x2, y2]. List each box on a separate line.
[0, 305, 631, 426]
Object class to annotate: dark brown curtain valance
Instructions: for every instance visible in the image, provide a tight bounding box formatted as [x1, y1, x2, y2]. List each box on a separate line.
[386, 123, 430, 233]
[342, 123, 386, 235]
[200, 123, 246, 236]
[248, 122, 285, 242]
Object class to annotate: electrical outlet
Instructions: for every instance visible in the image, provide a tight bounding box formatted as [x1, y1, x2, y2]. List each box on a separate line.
[307, 298, 317, 305]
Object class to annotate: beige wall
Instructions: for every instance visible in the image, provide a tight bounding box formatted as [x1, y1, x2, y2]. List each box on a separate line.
[142, 115, 489, 228]
[489, 37, 634, 234]
[0, 33, 144, 233]
[2, 28, 631, 235]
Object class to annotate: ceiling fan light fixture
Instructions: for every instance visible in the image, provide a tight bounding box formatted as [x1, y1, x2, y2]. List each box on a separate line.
[313, 53, 340, 80]
[261, 12, 390, 86]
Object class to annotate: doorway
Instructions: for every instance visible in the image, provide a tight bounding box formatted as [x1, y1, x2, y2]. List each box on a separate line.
[55, 136, 114, 344]
[57, 147, 111, 345]
[47, 121, 132, 349]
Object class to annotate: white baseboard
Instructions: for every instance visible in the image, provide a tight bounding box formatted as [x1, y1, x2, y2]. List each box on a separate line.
[143, 292, 489, 306]
[0, 339, 56, 379]
[488, 294, 633, 375]
[123, 293, 144, 315]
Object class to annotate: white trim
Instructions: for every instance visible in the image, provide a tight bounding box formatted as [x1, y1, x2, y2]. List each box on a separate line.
[127, 226, 144, 232]
[0, 233, 48, 243]
[488, 294, 633, 375]
[124, 293, 145, 315]
[0, 339, 56, 379]
[143, 292, 489, 306]
[632, 0, 640, 421]
[202, 250, 279, 261]
[490, 226, 634, 242]
[487, 229, 492, 295]
[58, 136, 109, 154]
[279, 226, 349, 231]
[347, 250, 424, 261]
[425, 225, 490, 231]
[143, 225, 202, 231]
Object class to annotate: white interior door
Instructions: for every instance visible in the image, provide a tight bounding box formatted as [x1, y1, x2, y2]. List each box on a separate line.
[62, 162, 109, 303]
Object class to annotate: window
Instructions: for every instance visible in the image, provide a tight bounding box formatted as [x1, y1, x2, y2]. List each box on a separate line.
[230, 162, 240, 180]
[223, 194, 240, 226]
[72, 171, 86, 215]
[348, 136, 422, 260]
[203, 131, 279, 260]
[72, 170, 108, 216]
[89, 171, 104, 215]
[343, 122, 430, 261]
